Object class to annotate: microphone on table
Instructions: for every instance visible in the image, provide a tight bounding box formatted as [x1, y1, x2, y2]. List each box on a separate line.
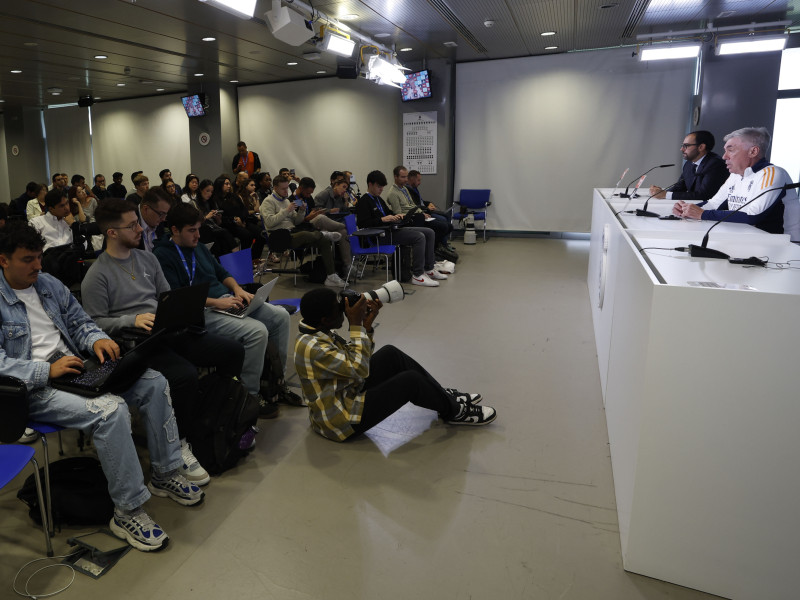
[626, 179, 682, 218]
[619, 164, 675, 198]
[610, 167, 629, 197]
[675, 182, 800, 259]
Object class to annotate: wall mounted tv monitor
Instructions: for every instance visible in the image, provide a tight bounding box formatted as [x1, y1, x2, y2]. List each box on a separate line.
[181, 93, 206, 117]
[401, 70, 432, 102]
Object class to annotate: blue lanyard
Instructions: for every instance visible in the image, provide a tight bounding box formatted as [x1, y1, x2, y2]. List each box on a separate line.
[173, 242, 196, 285]
[366, 193, 385, 216]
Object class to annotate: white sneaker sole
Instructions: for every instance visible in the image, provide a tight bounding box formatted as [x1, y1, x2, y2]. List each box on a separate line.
[109, 517, 169, 552]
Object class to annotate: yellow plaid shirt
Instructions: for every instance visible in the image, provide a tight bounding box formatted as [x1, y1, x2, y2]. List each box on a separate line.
[294, 321, 374, 441]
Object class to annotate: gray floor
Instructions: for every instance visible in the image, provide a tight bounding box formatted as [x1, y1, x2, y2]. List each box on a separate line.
[0, 238, 719, 600]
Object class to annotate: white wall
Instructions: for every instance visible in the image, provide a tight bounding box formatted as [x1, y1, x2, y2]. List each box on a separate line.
[91, 94, 191, 184]
[238, 77, 401, 187]
[456, 47, 695, 232]
[0, 118, 10, 202]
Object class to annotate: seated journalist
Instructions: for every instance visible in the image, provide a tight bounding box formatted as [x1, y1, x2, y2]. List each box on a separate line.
[294, 288, 497, 442]
[0, 222, 203, 552]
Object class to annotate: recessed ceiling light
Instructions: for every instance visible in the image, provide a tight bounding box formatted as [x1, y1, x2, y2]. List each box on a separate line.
[545, 46, 558, 50]
[194, 73, 204, 76]
[10, 69, 22, 74]
[24, 42, 38, 47]
[94, 55, 108, 59]
[316, 70, 326, 74]
[287, 61, 298, 66]
[94, 97, 102, 100]
[156, 88, 165, 91]
[374, 33, 391, 39]
[116, 83, 126, 87]
[202, 37, 216, 42]
[400, 47, 412, 52]
[0, 99, 5, 103]
[541, 31, 556, 36]
[339, 13, 358, 21]
[230, 79, 239, 83]
[443, 41, 458, 47]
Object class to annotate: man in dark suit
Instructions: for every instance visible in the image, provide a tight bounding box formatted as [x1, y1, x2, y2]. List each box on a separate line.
[649, 130, 728, 201]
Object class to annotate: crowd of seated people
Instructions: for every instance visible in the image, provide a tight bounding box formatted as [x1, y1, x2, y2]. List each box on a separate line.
[0, 155, 477, 553]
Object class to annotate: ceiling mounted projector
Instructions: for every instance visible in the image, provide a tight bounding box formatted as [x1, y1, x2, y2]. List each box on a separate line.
[265, 0, 314, 46]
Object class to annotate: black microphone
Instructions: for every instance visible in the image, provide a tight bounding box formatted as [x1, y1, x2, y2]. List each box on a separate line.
[626, 178, 682, 218]
[678, 182, 798, 259]
[619, 164, 675, 198]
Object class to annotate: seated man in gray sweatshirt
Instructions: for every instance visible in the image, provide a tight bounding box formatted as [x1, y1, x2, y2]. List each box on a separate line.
[260, 175, 346, 288]
[81, 198, 246, 485]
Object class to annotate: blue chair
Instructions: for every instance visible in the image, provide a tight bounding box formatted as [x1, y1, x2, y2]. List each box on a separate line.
[0, 445, 53, 556]
[219, 247, 301, 314]
[343, 214, 397, 286]
[452, 189, 492, 242]
[25, 422, 66, 537]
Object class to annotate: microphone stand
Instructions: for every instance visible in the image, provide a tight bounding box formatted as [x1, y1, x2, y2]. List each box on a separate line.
[629, 179, 683, 218]
[682, 182, 800, 259]
[618, 164, 675, 198]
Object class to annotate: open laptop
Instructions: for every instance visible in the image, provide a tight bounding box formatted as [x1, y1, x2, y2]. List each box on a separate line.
[50, 331, 163, 398]
[211, 277, 279, 319]
[151, 282, 209, 333]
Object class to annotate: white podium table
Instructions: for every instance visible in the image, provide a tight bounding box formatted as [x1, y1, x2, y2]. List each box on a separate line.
[588, 189, 800, 600]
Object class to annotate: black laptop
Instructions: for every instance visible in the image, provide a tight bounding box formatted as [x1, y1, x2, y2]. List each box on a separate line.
[151, 282, 209, 333]
[50, 331, 163, 398]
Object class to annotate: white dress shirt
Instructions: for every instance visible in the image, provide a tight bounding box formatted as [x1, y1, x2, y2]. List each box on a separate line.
[30, 212, 73, 251]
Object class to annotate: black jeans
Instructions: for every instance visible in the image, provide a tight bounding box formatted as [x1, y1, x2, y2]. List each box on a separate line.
[147, 329, 245, 439]
[349, 345, 459, 437]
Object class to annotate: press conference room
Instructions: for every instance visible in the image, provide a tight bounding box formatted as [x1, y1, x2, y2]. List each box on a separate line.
[1, 1, 799, 599]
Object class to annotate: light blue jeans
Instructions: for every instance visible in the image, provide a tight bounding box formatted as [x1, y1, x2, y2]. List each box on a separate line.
[27, 369, 181, 511]
[203, 299, 290, 394]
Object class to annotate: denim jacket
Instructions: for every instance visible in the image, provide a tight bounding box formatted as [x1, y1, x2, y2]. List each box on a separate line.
[0, 270, 110, 391]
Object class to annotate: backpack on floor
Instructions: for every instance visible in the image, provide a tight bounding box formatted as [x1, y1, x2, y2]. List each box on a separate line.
[188, 373, 259, 476]
[17, 456, 114, 529]
[300, 255, 327, 283]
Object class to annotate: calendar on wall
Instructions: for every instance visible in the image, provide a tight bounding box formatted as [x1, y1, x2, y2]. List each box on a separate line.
[403, 112, 437, 174]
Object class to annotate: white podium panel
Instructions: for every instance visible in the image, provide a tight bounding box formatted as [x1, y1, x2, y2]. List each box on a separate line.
[589, 190, 800, 600]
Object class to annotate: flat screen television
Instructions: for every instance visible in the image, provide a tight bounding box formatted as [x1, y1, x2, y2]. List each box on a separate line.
[401, 70, 432, 102]
[181, 93, 206, 117]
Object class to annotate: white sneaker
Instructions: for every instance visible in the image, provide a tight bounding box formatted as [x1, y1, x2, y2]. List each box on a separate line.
[411, 272, 440, 287]
[426, 269, 448, 280]
[17, 427, 37, 444]
[434, 260, 455, 274]
[324, 273, 346, 287]
[179, 439, 210, 486]
[322, 231, 342, 242]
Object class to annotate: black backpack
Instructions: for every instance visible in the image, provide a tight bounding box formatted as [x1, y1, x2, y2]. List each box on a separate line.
[17, 456, 114, 529]
[188, 373, 259, 476]
[300, 255, 327, 283]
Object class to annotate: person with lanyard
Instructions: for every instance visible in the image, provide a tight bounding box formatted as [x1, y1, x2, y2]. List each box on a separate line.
[81, 199, 246, 486]
[137, 188, 171, 252]
[154, 202, 300, 417]
[232, 141, 261, 177]
[355, 170, 449, 287]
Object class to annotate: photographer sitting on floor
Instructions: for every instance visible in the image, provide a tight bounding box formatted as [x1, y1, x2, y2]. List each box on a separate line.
[294, 288, 497, 442]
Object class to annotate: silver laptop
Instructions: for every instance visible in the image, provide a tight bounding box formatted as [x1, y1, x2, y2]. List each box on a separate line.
[211, 277, 279, 319]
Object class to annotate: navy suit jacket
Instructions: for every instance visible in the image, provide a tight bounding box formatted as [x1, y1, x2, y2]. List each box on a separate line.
[671, 152, 729, 201]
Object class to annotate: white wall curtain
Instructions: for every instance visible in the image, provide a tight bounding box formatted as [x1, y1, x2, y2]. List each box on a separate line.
[92, 94, 191, 185]
[455, 47, 695, 232]
[43, 106, 92, 182]
[238, 78, 401, 186]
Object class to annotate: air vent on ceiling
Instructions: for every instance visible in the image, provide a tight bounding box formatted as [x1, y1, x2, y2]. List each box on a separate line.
[621, 0, 651, 39]
[427, 0, 488, 54]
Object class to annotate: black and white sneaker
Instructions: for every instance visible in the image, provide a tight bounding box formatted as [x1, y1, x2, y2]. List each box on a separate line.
[445, 388, 482, 405]
[448, 403, 496, 426]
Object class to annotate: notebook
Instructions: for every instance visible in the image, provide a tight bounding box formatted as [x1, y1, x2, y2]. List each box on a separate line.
[211, 277, 279, 319]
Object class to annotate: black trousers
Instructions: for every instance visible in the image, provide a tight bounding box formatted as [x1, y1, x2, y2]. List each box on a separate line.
[147, 329, 245, 439]
[349, 345, 459, 437]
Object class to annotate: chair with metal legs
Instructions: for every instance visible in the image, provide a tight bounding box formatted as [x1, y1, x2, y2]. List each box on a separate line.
[0, 445, 53, 556]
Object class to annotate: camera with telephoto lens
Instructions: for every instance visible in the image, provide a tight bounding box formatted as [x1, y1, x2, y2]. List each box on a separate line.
[339, 280, 404, 312]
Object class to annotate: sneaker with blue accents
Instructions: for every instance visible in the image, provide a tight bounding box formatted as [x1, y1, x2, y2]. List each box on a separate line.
[148, 470, 205, 506]
[110, 507, 168, 552]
